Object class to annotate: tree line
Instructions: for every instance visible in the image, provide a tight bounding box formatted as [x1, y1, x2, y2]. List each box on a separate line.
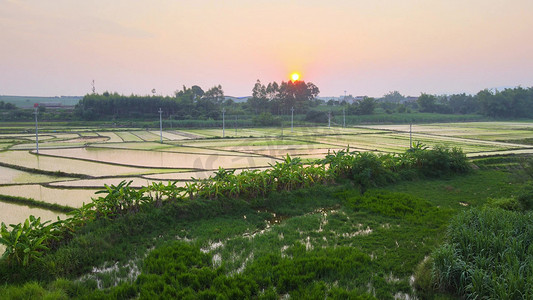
[74, 85, 225, 121]
[391, 87, 533, 118]
[4, 84, 533, 122]
[74, 80, 321, 121]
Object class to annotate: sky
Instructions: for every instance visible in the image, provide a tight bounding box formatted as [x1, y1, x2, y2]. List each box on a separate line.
[1, 0, 533, 98]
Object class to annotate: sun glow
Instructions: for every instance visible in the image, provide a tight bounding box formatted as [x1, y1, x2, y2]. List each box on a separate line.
[290, 73, 300, 81]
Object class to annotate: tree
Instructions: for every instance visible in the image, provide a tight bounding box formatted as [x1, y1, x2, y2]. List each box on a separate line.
[191, 85, 204, 99]
[357, 97, 376, 115]
[417, 93, 437, 113]
[382, 91, 405, 103]
[248, 80, 269, 114]
[448, 93, 478, 114]
[203, 85, 224, 104]
[277, 80, 320, 114]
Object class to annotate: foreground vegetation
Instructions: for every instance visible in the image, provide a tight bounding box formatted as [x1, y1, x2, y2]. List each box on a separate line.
[0, 143, 532, 298]
[1, 146, 468, 298]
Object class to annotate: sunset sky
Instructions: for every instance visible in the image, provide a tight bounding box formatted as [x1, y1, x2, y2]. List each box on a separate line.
[1, 0, 532, 98]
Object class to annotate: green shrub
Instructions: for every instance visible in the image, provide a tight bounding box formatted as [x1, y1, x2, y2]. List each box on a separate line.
[485, 197, 523, 211]
[349, 152, 397, 193]
[252, 112, 281, 126]
[0, 281, 68, 300]
[405, 145, 470, 177]
[518, 184, 533, 210]
[345, 190, 444, 226]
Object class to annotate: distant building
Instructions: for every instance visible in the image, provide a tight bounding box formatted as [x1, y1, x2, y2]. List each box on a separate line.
[405, 96, 419, 103]
[224, 96, 249, 103]
[341, 95, 366, 104]
[39, 102, 63, 108]
[38, 102, 75, 110]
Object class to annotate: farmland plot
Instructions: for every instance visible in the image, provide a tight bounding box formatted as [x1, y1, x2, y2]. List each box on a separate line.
[0, 151, 178, 177]
[0, 184, 99, 208]
[95, 131, 123, 143]
[92, 142, 175, 151]
[149, 130, 191, 141]
[0, 201, 66, 229]
[49, 177, 182, 189]
[37, 147, 280, 170]
[130, 130, 161, 141]
[115, 131, 142, 142]
[0, 165, 70, 184]
[361, 122, 533, 143]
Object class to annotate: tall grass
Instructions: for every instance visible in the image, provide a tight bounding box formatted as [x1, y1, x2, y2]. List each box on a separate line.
[431, 208, 533, 299]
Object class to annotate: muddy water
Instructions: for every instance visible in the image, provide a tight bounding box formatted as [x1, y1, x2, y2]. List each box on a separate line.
[0, 151, 169, 176]
[142, 168, 269, 181]
[38, 148, 279, 170]
[50, 178, 188, 189]
[0, 184, 99, 208]
[0, 165, 68, 184]
[0, 201, 66, 225]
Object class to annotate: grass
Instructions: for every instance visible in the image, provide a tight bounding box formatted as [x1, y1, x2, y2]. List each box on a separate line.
[432, 208, 533, 299]
[384, 170, 517, 208]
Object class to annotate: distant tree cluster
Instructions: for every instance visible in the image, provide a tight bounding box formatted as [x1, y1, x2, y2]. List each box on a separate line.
[248, 79, 320, 115]
[0, 101, 16, 110]
[74, 85, 226, 120]
[476, 87, 533, 118]
[414, 87, 533, 117]
[71, 84, 533, 122]
[416, 93, 478, 114]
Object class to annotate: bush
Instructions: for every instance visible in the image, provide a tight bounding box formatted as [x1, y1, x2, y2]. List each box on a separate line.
[349, 152, 397, 193]
[252, 112, 281, 126]
[518, 184, 533, 210]
[485, 197, 523, 211]
[404, 144, 470, 177]
[305, 110, 328, 123]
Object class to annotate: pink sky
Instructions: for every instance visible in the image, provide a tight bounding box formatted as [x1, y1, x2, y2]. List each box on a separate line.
[1, 0, 533, 97]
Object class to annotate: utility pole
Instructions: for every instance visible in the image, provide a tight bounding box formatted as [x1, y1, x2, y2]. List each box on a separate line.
[343, 108, 346, 128]
[328, 111, 331, 128]
[159, 108, 163, 143]
[34, 103, 39, 154]
[291, 107, 294, 133]
[409, 123, 412, 148]
[222, 108, 226, 138]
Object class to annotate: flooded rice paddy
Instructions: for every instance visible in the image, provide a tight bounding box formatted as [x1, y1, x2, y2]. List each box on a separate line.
[1, 123, 533, 226]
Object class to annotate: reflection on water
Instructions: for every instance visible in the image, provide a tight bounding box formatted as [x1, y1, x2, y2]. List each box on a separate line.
[0, 165, 68, 184]
[38, 148, 279, 169]
[50, 178, 188, 189]
[0, 151, 168, 176]
[0, 201, 66, 226]
[0, 185, 99, 208]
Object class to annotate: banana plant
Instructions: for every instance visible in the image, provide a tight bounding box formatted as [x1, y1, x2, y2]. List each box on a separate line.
[0, 216, 53, 267]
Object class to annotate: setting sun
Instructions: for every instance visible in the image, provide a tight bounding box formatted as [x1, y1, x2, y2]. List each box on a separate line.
[290, 73, 300, 81]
